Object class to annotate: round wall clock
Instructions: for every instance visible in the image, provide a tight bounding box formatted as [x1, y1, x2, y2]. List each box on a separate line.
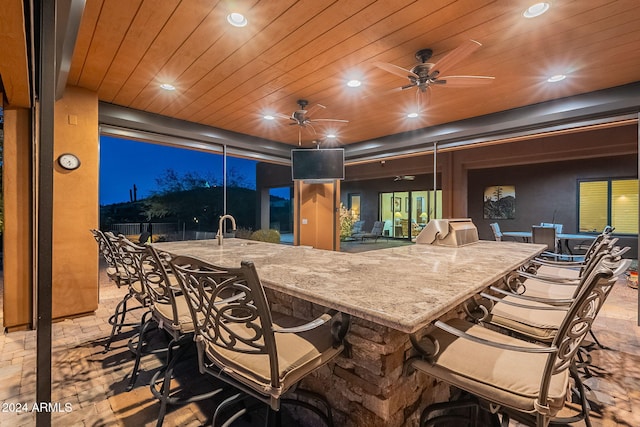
[57, 153, 81, 170]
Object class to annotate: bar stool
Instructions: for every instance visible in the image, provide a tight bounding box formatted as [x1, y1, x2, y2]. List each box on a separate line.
[169, 254, 351, 426]
[91, 230, 147, 352]
[143, 245, 227, 427]
[406, 256, 619, 427]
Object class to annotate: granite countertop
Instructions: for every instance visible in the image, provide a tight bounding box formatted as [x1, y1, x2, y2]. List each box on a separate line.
[154, 239, 544, 333]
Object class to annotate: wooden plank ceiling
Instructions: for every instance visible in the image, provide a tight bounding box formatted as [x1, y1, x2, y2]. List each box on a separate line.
[68, 0, 640, 147]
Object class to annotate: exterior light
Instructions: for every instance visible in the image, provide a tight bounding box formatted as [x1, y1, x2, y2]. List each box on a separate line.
[547, 74, 566, 83]
[523, 2, 550, 18]
[160, 83, 176, 91]
[347, 79, 362, 87]
[227, 13, 247, 27]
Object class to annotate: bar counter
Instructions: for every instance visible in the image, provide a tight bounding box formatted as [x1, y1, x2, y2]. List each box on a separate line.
[153, 238, 544, 426]
[154, 239, 544, 333]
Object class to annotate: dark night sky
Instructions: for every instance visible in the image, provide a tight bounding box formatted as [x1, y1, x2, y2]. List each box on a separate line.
[99, 136, 290, 205]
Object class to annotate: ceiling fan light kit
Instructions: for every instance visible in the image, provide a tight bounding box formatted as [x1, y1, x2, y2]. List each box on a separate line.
[374, 39, 495, 108]
[271, 99, 349, 146]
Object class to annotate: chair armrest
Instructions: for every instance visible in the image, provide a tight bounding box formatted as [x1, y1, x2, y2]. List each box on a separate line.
[432, 320, 556, 354]
[480, 292, 573, 311]
[488, 286, 574, 306]
[273, 310, 351, 352]
[517, 270, 581, 286]
[272, 312, 335, 334]
[272, 309, 350, 335]
[533, 257, 584, 267]
[409, 321, 556, 359]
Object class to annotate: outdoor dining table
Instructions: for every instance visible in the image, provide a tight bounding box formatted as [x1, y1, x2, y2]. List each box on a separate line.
[502, 231, 597, 254]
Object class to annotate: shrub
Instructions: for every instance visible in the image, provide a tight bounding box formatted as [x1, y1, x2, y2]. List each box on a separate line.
[339, 203, 354, 240]
[234, 227, 254, 239]
[249, 229, 281, 243]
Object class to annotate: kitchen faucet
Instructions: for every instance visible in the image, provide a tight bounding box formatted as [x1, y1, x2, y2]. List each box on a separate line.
[216, 214, 237, 245]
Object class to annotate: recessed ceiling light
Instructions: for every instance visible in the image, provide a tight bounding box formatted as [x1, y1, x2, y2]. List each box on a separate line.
[547, 74, 566, 83]
[263, 114, 275, 120]
[407, 112, 419, 118]
[160, 83, 176, 91]
[347, 79, 361, 88]
[523, 2, 550, 18]
[227, 13, 247, 27]
[326, 133, 337, 138]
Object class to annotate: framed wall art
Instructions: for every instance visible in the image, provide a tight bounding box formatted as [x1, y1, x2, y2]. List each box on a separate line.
[483, 185, 515, 219]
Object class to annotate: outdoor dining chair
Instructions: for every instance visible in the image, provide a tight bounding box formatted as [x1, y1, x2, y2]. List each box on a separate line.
[489, 222, 503, 241]
[91, 229, 147, 352]
[531, 225, 559, 258]
[169, 254, 351, 426]
[476, 250, 628, 345]
[406, 255, 621, 427]
[532, 226, 615, 280]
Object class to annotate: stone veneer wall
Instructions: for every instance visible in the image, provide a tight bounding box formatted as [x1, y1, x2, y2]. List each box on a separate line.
[265, 287, 468, 426]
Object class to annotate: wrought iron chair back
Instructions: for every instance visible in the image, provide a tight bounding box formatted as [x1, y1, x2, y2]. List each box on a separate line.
[91, 229, 127, 286]
[542, 238, 618, 299]
[409, 253, 622, 426]
[169, 254, 280, 385]
[574, 232, 617, 272]
[118, 240, 182, 323]
[119, 245, 224, 425]
[552, 255, 616, 364]
[536, 255, 618, 412]
[94, 231, 150, 352]
[114, 235, 148, 295]
[106, 232, 141, 284]
[169, 253, 349, 427]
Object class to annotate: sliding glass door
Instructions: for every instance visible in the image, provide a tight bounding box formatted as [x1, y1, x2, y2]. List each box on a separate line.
[379, 190, 442, 239]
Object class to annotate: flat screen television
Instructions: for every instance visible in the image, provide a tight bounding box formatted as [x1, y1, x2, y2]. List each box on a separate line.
[291, 148, 345, 182]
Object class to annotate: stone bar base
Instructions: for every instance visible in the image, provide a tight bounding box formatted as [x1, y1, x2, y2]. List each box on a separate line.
[266, 288, 467, 427]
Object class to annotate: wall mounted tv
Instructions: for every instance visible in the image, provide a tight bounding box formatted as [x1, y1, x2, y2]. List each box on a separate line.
[291, 148, 345, 182]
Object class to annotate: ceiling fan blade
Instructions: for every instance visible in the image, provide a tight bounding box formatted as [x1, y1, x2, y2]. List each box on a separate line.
[373, 61, 416, 79]
[436, 75, 495, 87]
[429, 39, 482, 78]
[306, 124, 317, 135]
[273, 113, 291, 120]
[305, 103, 326, 117]
[309, 118, 349, 123]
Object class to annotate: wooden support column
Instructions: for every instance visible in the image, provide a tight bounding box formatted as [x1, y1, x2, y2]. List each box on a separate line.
[294, 180, 340, 251]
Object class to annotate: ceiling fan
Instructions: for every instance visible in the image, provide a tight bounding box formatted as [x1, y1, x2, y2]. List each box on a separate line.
[272, 99, 348, 145]
[394, 175, 415, 181]
[373, 39, 495, 108]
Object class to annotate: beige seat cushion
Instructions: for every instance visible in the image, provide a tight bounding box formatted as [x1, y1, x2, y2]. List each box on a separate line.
[411, 318, 569, 416]
[204, 312, 342, 399]
[153, 294, 194, 333]
[489, 295, 567, 342]
[130, 279, 145, 295]
[521, 278, 577, 299]
[535, 265, 581, 279]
